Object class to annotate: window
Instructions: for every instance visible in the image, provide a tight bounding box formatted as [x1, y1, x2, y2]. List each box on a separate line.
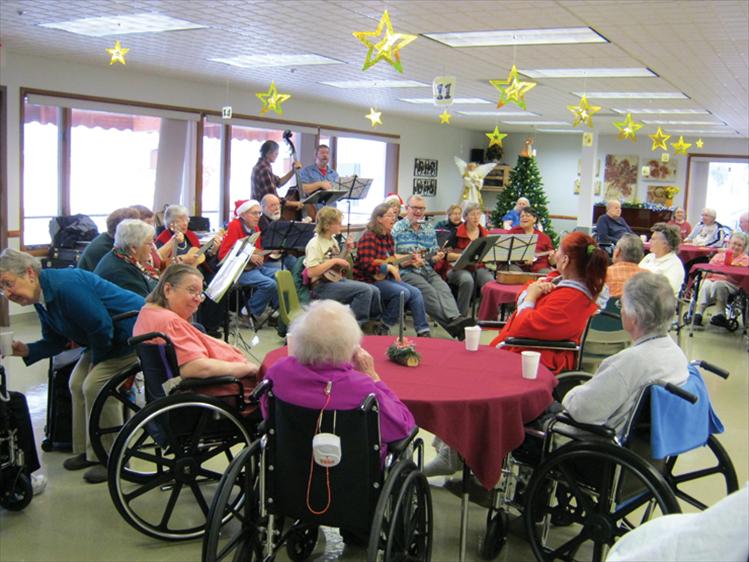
[706, 161, 749, 229]
[23, 104, 59, 245]
[335, 136, 387, 224]
[202, 121, 223, 229]
[70, 109, 161, 232]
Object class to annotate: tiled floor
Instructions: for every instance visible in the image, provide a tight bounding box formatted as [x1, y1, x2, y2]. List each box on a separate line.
[1, 313, 746, 562]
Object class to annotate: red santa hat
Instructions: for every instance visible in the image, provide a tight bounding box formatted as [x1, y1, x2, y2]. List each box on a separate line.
[384, 192, 403, 206]
[234, 199, 260, 217]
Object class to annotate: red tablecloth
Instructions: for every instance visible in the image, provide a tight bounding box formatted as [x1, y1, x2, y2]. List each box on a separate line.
[690, 263, 749, 293]
[477, 282, 523, 321]
[260, 336, 556, 489]
[644, 242, 717, 264]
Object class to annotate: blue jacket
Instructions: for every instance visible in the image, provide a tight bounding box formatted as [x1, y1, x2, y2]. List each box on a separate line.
[25, 269, 144, 366]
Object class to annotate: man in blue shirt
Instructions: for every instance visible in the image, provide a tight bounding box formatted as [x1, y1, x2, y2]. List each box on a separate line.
[596, 200, 633, 245]
[299, 145, 340, 202]
[502, 197, 530, 228]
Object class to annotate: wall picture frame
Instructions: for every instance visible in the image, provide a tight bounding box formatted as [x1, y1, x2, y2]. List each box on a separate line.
[414, 158, 438, 178]
[642, 158, 677, 181]
[603, 154, 639, 202]
[413, 177, 437, 197]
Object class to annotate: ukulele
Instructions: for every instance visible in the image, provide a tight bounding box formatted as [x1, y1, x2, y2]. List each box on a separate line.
[372, 255, 415, 281]
[321, 243, 351, 283]
[178, 228, 226, 266]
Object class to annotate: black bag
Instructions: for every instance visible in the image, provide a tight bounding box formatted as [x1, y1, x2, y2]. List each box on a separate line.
[42, 248, 83, 269]
[42, 348, 84, 452]
[49, 215, 99, 249]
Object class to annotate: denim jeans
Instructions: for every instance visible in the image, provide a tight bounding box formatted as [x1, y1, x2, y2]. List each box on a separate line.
[312, 279, 381, 325]
[374, 279, 430, 334]
[238, 266, 278, 316]
[263, 254, 298, 274]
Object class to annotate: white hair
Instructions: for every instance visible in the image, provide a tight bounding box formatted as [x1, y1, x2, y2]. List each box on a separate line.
[0, 248, 41, 276]
[164, 204, 189, 225]
[289, 300, 362, 366]
[462, 201, 482, 220]
[517, 197, 530, 206]
[407, 194, 425, 207]
[606, 199, 622, 210]
[114, 219, 155, 251]
[622, 272, 675, 335]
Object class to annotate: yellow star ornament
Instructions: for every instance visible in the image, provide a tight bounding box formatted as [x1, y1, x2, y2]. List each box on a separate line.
[649, 127, 671, 151]
[106, 40, 129, 65]
[567, 95, 601, 128]
[439, 110, 452, 125]
[256, 82, 291, 115]
[366, 108, 382, 127]
[489, 65, 537, 110]
[696, 138, 704, 149]
[485, 126, 508, 148]
[671, 136, 692, 155]
[613, 113, 643, 142]
[352, 10, 417, 73]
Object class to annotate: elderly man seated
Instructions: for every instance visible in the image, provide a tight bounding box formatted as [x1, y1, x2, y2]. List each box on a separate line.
[563, 272, 688, 436]
[595, 200, 633, 246]
[605, 233, 645, 298]
[693, 232, 749, 328]
[685, 208, 726, 247]
[502, 197, 530, 229]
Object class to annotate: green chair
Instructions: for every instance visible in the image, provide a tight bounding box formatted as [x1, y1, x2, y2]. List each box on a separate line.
[275, 269, 303, 337]
[580, 297, 631, 372]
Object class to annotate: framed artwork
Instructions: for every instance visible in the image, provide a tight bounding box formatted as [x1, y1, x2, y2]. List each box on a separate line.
[414, 158, 438, 178]
[647, 185, 678, 206]
[603, 154, 639, 202]
[642, 158, 677, 181]
[413, 178, 437, 197]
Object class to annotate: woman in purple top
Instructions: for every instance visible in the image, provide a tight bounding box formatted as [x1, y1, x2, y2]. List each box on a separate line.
[262, 300, 415, 452]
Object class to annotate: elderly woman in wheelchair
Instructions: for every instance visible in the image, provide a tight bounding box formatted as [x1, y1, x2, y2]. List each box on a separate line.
[478, 271, 737, 561]
[106, 264, 262, 541]
[202, 300, 433, 562]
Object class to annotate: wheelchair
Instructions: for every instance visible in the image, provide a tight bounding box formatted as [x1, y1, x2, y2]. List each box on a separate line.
[106, 331, 262, 541]
[478, 359, 737, 562]
[202, 379, 434, 562]
[0, 365, 34, 511]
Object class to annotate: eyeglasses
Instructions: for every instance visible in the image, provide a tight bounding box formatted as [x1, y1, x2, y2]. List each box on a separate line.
[175, 285, 206, 301]
[409, 206, 426, 212]
[247, 210, 262, 216]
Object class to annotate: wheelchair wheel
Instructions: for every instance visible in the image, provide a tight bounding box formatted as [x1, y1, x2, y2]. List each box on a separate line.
[89, 362, 142, 466]
[524, 441, 679, 562]
[368, 460, 433, 562]
[0, 470, 33, 511]
[480, 510, 508, 560]
[203, 443, 263, 562]
[727, 318, 739, 332]
[663, 435, 738, 511]
[286, 524, 319, 561]
[108, 393, 253, 541]
[552, 372, 593, 403]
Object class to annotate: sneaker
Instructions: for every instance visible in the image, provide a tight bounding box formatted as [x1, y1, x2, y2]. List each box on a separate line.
[374, 323, 391, 336]
[250, 306, 274, 330]
[83, 464, 108, 484]
[710, 314, 728, 328]
[416, 330, 431, 338]
[692, 313, 703, 327]
[423, 445, 462, 477]
[63, 453, 98, 471]
[31, 474, 47, 496]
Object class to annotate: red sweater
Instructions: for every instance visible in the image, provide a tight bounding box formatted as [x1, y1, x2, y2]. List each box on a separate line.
[218, 219, 262, 261]
[508, 226, 554, 272]
[489, 286, 598, 373]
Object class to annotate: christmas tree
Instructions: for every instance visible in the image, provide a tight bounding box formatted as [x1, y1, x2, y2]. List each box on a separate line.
[490, 144, 558, 246]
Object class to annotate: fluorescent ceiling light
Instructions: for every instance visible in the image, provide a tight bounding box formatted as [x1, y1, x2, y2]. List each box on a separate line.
[423, 27, 607, 47]
[668, 129, 734, 134]
[501, 120, 570, 126]
[321, 80, 429, 89]
[642, 120, 723, 125]
[211, 54, 342, 68]
[612, 108, 709, 115]
[574, 91, 688, 100]
[399, 98, 491, 104]
[458, 110, 539, 116]
[537, 129, 583, 133]
[522, 68, 656, 78]
[39, 13, 206, 36]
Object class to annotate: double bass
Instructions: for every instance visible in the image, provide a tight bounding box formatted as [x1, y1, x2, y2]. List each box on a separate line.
[282, 130, 316, 222]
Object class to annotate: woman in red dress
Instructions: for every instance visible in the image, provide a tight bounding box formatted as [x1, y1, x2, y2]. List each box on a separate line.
[489, 232, 609, 373]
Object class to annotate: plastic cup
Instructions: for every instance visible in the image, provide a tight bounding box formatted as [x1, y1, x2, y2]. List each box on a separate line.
[464, 326, 481, 352]
[724, 249, 734, 266]
[286, 332, 295, 356]
[0, 331, 12, 357]
[521, 351, 541, 380]
[640, 234, 647, 242]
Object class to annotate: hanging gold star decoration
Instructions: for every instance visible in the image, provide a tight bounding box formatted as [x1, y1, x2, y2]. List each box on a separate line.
[439, 109, 452, 125]
[613, 113, 643, 142]
[671, 135, 692, 155]
[106, 40, 129, 65]
[489, 65, 537, 110]
[696, 138, 704, 149]
[366, 107, 382, 127]
[649, 127, 671, 151]
[256, 81, 291, 115]
[352, 10, 417, 73]
[485, 126, 508, 148]
[567, 95, 601, 128]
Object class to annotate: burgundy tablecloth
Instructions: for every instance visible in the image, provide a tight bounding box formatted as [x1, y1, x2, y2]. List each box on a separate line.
[261, 336, 556, 490]
[644, 242, 717, 264]
[477, 282, 523, 321]
[690, 263, 749, 293]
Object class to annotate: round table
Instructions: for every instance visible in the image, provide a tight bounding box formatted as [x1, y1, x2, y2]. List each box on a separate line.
[260, 335, 556, 490]
[477, 281, 523, 321]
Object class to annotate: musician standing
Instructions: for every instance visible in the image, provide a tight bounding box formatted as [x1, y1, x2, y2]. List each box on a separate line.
[258, 194, 298, 272]
[251, 140, 303, 214]
[300, 145, 339, 196]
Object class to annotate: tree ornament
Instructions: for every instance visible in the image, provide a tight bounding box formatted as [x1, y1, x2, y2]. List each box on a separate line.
[485, 126, 508, 148]
[567, 95, 601, 128]
[649, 127, 671, 151]
[352, 10, 417, 73]
[439, 109, 452, 124]
[696, 138, 704, 149]
[613, 113, 643, 142]
[256, 81, 291, 115]
[106, 40, 129, 65]
[366, 107, 382, 127]
[489, 64, 537, 110]
[671, 135, 692, 155]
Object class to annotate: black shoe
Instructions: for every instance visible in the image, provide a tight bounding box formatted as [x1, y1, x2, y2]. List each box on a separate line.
[374, 322, 391, 336]
[710, 314, 728, 327]
[83, 464, 108, 484]
[250, 306, 274, 329]
[63, 454, 98, 471]
[445, 316, 473, 341]
[417, 330, 431, 338]
[693, 313, 703, 326]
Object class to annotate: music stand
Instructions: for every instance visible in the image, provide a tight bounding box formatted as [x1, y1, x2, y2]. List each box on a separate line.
[452, 235, 503, 271]
[205, 237, 255, 304]
[260, 220, 316, 270]
[336, 175, 373, 234]
[301, 189, 348, 207]
[481, 234, 538, 266]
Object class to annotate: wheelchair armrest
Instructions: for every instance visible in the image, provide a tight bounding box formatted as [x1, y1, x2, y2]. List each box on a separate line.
[250, 378, 272, 403]
[174, 376, 244, 396]
[502, 337, 578, 350]
[663, 382, 698, 404]
[477, 320, 506, 329]
[690, 360, 730, 379]
[128, 332, 170, 347]
[551, 412, 616, 440]
[112, 310, 139, 323]
[388, 426, 419, 457]
[597, 310, 620, 320]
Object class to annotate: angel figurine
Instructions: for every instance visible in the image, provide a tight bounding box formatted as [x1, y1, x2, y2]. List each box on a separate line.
[454, 156, 496, 209]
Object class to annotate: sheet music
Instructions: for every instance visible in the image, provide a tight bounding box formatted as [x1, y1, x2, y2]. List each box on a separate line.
[205, 238, 255, 303]
[481, 234, 539, 264]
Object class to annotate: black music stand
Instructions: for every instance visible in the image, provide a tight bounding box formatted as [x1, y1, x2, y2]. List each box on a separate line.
[451, 235, 503, 271]
[261, 220, 316, 269]
[481, 234, 538, 268]
[301, 189, 348, 207]
[335, 175, 373, 234]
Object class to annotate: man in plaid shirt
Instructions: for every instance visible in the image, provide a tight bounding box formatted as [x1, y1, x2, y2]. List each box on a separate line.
[605, 234, 645, 298]
[251, 140, 303, 213]
[354, 203, 431, 337]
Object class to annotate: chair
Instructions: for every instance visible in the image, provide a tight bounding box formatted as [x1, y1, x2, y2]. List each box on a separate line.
[275, 269, 302, 337]
[202, 380, 433, 562]
[579, 297, 631, 371]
